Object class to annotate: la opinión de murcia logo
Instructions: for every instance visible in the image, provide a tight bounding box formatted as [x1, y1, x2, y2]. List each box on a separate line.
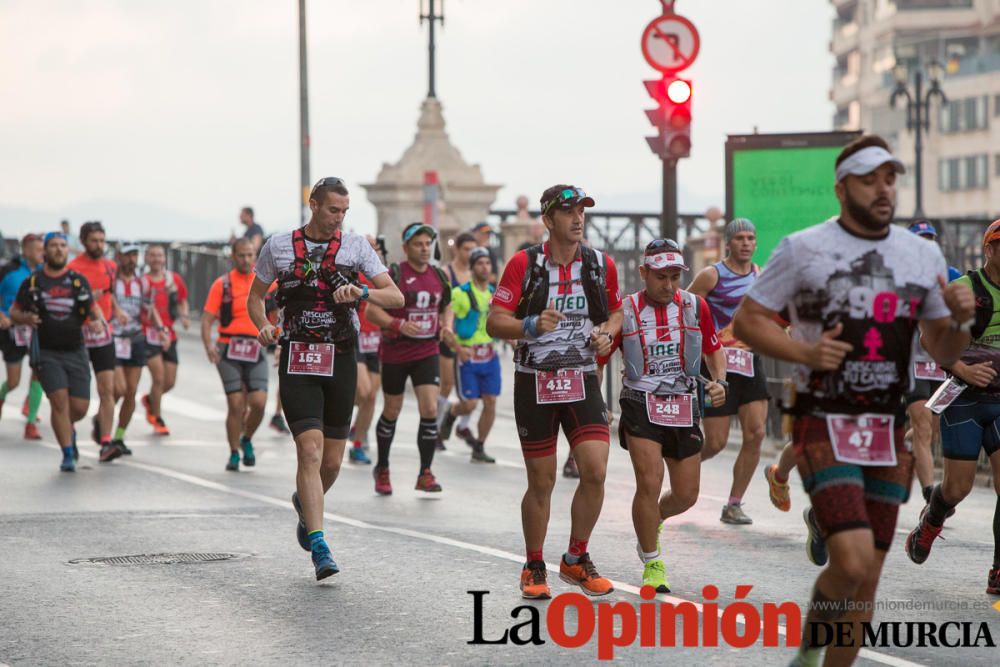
[467, 587, 998, 660]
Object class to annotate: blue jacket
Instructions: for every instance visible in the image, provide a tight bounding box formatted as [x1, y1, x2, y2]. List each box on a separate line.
[0, 257, 40, 316]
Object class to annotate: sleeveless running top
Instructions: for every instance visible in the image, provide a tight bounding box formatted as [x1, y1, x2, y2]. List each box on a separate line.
[705, 261, 758, 348]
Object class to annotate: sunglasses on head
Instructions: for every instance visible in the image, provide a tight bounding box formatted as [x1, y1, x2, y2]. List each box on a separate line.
[542, 187, 589, 215]
[310, 177, 345, 198]
[403, 224, 436, 242]
[644, 239, 681, 255]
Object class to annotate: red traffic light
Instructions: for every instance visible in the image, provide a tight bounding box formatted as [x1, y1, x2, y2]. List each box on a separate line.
[666, 79, 692, 104]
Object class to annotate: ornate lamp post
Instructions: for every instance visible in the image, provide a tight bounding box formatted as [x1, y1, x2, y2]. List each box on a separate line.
[889, 60, 947, 217]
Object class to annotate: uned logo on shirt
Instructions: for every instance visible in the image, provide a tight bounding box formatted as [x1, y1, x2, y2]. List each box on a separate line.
[648, 342, 680, 358]
[553, 295, 586, 312]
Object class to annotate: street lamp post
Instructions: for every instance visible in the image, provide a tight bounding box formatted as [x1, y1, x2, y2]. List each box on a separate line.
[890, 60, 947, 218]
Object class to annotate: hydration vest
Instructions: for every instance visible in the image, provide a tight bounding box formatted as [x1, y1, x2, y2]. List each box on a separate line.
[27, 271, 91, 322]
[621, 290, 703, 394]
[273, 228, 359, 345]
[454, 282, 493, 341]
[513, 244, 609, 325]
[967, 269, 996, 341]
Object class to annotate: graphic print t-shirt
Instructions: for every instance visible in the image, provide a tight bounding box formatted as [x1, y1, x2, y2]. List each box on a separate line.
[14, 270, 93, 350]
[746, 218, 950, 416]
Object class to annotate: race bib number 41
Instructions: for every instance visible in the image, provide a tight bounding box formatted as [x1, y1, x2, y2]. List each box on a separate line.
[825, 414, 896, 467]
[287, 342, 335, 376]
[535, 369, 585, 404]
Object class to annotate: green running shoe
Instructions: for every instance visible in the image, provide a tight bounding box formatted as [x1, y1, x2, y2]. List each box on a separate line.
[642, 559, 670, 594]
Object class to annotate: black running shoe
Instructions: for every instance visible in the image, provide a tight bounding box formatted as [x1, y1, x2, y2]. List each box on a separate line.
[803, 507, 828, 566]
[291, 492, 310, 552]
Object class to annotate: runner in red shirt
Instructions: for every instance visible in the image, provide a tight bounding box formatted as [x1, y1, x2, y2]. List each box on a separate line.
[68, 221, 124, 461]
[487, 184, 623, 599]
[140, 244, 190, 436]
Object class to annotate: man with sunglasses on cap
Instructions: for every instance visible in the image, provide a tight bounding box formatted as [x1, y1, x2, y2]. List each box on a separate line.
[10, 232, 106, 472]
[617, 239, 727, 593]
[364, 221, 455, 495]
[488, 184, 622, 599]
[688, 217, 768, 526]
[0, 233, 45, 440]
[733, 134, 976, 666]
[250, 177, 402, 581]
[903, 218, 1000, 597]
[68, 221, 123, 461]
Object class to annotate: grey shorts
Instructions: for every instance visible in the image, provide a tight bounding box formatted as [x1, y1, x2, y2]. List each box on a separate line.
[35, 346, 91, 399]
[216, 341, 268, 395]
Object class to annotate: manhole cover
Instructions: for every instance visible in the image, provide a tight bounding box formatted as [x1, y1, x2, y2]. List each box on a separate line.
[69, 552, 246, 566]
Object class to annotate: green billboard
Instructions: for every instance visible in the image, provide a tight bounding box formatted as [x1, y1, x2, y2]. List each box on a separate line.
[726, 132, 861, 264]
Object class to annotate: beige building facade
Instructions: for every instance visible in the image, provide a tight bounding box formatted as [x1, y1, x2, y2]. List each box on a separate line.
[830, 0, 1000, 217]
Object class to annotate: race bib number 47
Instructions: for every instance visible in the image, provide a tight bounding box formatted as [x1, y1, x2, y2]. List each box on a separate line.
[825, 414, 896, 467]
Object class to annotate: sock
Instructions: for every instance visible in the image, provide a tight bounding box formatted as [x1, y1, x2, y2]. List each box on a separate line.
[352, 441, 363, 450]
[526, 548, 543, 563]
[922, 485, 934, 504]
[100, 435, 111, 445]
[114, 426, 125, 441]
[417, 417, 438, 471]
[27, 380, 43, 422]
[0, 381, 8, 401]
[565, 536, 588, 564]
[993, 495, 1000, 568]
[927, 484, 955, 527]
[774, 468, 788, 484]
[457, 413, 471, 430]
[641, 549, 660, 563]
[375, 415, 397, 469]
[728, 496, 742, 507]
[308, 530, 326, 551]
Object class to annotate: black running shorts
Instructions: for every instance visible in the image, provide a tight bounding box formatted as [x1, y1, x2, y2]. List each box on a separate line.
[279, 345, 357, 439]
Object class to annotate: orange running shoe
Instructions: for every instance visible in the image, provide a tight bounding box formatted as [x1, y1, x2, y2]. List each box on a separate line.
[520, 560, 551, 599]
[560, 553, 614, 596]
[152, 417, 170, 436]
[765, 464, 791, 512]
[24, 422, 42, 440]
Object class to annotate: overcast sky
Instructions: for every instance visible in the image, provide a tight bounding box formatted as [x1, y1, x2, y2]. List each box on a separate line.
[0, 0, 835, 240]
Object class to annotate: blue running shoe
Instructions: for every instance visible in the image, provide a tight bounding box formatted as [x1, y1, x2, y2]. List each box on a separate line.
[60, 451, 76, 472]
[349, 447, 371, 464]
[240, 436, 255, 466]
[312, 543, 339, 581]
[291, 492, 309, 552]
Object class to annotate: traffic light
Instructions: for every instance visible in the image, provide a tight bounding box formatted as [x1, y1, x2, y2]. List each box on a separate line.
[644, 76, 692, 159]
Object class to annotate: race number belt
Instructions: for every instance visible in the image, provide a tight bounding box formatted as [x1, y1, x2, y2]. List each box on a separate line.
[725, 348, 754, 378]
[913, 360, 946, 381]
[407, 312, 439, 339]
[645, 393, 694, 427]
[12, 325, 32, 347]
[287, 341, 335, 376]
[358, 331, 380, 354]
[825, 414, 896, 467]
[227, 336, 261, 363]
[926, 377, 967, 415]
[83, 322, 112, 348]
[470, 344, 495, 363]
[114, 336, 132, 360]
[535, 369, 585, 404]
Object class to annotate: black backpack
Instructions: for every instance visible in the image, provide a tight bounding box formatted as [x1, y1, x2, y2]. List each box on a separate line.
[967, 269, 996, 340]
[513, 243, 609, 326]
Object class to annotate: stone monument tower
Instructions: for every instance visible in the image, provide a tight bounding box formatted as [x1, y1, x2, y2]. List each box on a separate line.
[362, 0, 501, 260]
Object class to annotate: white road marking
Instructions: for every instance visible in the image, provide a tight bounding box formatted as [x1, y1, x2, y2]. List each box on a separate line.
[30, 438, 926, 666]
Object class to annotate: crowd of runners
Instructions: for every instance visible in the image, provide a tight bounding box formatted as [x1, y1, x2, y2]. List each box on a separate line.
[3, 134, 1000, 666]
